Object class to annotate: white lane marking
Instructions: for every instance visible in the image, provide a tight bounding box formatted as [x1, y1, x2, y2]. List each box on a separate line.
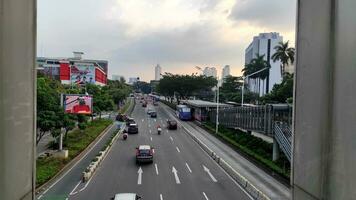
[142, 119, 144, 122]
[155, 163, 159, 175]
[166, 130, 169, 133]
[172, 167, 181, 184]
[152, 149, 155, 154]
[148, 124, 151, 128]
[160, 104, 254, 199]
[149, 129, 152, 134]
[37, 195, 43, 199]
[150, 136, 153, 141]
[78, 171, 94, 193]
[176, 147, 180, 153]
[161, 119, 163, 123]
[69, 181, 81, 195]
[185, 163, 192, 173]
[137, 167, 143, 185]
[38, 124, 116, 196]
[203, 165, 217, 182]
[169, 136, 173, 141]
[202, 192, 209, 200]
[154, 119, 156, 122]
[160, 194, 163, 200]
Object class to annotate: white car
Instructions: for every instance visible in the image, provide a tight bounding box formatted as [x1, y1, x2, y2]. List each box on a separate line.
[112, 193, 142, 200]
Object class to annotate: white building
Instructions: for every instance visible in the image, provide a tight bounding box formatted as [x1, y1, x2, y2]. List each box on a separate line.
[155, 64, 162, 80]
[128, 77, 139, 85]
[245, 32, 283, 96]
[203, 67, 217, 78]
[221, 65, 231, 82]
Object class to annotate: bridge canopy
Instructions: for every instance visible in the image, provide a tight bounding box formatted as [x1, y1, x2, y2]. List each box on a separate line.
[183, 100, 233, 108]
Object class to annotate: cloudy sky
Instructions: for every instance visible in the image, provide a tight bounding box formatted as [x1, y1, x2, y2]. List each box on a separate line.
[37, 0, 296, 81]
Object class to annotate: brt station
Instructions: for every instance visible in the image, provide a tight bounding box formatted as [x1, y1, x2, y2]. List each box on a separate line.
[180, 100, 233, 122]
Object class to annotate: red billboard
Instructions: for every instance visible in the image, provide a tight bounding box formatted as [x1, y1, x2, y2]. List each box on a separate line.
[63, 94, 93, 114]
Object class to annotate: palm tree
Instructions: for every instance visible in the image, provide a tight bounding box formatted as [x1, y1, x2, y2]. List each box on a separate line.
[242, 54, 271, 94]
[271, 41, 295, 76]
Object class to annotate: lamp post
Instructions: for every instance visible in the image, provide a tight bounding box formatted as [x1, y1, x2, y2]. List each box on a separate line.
[241, 67, 270, 107]
[195, 66, 219, 134]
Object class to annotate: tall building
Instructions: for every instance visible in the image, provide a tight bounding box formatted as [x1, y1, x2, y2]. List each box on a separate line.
[111, 75, 125, 81]
[221, 65, 231, 82]
[203, 67, 217, 78]
[155, 64, 162, 80]
[128, 77, 139, 85]
[36, 52, 108, 86]
[245, 32, 283, 96]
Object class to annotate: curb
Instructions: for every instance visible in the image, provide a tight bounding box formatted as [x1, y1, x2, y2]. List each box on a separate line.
[36, 122, 114, 194]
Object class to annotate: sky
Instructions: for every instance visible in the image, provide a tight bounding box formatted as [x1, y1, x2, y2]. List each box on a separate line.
[37, 0, 296, 82]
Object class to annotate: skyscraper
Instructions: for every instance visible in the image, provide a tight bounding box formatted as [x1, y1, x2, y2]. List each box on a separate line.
[155, 64, 162, 80]
[221, 65, 231, 82]
[203, 67, 217, 78]
[245, 32, 283, 96]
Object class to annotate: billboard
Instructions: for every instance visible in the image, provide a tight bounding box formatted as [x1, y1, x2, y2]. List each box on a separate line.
[71, 64, 95, 85]
[63, 94, 93, 114]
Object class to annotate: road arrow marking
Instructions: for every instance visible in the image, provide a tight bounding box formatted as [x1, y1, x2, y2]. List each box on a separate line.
[203, 165, 217, 182]
[185, 163, 192, 173]
[155, 163, 159, 175]
[137, 167, 143, 185]
[202, 192, 209, 200]
[176, 147, 180, 153]
[172, 167, 181, 184]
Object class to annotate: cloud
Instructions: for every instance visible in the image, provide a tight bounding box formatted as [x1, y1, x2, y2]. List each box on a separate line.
[229, 0, 296, 31]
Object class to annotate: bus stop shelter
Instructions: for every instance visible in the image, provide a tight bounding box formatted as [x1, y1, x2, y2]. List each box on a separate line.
[183, 100, 232, 122]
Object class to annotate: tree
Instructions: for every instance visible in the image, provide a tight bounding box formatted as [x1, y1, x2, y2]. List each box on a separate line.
[271, 41, 295, 77]
[260, 73, 294, 103]
[242, 54, 271, 94]
[36, 111, 56, 144]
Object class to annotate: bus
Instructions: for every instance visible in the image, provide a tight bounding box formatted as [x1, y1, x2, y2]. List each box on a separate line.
[176, 105, 191, 120]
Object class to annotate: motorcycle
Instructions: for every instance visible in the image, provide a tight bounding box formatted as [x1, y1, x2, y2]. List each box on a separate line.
[157, 127, 162, 135]
[123, 130, 128, 140]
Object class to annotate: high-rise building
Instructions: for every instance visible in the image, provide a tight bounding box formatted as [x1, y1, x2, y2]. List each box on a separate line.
[203, 67, 217, 78]
[221, 65, 231, 82]
[155, 64, 162, 80]
[245, 32, 283, 96]
[111, 75, 124, 81]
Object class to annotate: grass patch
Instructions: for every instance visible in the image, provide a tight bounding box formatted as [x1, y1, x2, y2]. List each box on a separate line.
[203, 122, 290, 179]
[36, 119, 112, 188]
[36, 157, 69, 187]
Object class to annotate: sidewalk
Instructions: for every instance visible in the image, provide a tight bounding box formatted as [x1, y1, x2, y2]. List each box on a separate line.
[160, 103, 291, 200]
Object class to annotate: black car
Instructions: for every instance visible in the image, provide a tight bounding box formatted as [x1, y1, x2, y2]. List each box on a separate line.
[167, 119, 177, 130]
[150, 111, 157, 118]
[127, 123, 139, 134]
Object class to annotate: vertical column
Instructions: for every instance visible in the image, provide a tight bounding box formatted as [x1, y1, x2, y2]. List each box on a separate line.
[293, 0, 356, 199]
[0, 0, 36, 199]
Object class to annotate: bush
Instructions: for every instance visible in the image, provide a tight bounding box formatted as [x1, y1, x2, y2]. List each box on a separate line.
[36, 157, 68, 187]
[203, 122, 290, 178]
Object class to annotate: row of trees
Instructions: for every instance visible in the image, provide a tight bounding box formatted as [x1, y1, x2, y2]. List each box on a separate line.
[36, 75, 131, 145]
[156, 73, 217, 101]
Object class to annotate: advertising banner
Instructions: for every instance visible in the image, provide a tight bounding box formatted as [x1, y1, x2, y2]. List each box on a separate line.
[71, 64, 95, 85]
[63, 94, 93, 114]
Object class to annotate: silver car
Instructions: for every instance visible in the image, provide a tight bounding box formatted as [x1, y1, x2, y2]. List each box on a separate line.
[112, 193, 142, 200]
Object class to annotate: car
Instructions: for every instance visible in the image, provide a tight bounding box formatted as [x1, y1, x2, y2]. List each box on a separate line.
[147, 109, 154, 115]
[125, 117, 135, 125]
[136, 145, 154, 163]
[150, 111, 157, 118]
[167, 119, 178, 130]
[127, 123, 138, 134]
[111, 193, 142, 200]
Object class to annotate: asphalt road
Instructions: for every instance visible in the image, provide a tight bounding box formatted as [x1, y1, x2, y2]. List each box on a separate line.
[69, 100, 252, 200]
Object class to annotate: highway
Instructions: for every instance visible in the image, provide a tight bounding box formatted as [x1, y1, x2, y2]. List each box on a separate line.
[69, 100, 252, 200]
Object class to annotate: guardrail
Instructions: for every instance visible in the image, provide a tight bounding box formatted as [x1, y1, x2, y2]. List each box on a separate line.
[273, 122, 292, 162]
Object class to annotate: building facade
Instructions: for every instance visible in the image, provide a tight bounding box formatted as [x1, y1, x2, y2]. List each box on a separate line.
[155, 64, 162, 80]
[203, 67, 217, 78]
[245, 32, 283, 96]
[112, 75, 125, 81]
[128, 77, 139, 85]
[221, 65, 231, 82]
[37, 52, 108, 86]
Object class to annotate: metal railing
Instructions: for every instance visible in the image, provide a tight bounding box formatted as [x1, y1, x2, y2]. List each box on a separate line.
[273, 122, 292, 161]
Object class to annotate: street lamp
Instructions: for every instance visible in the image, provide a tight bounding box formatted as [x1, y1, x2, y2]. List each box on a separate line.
[241, 67, 270, 107]
[195, 65, 219, 134]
